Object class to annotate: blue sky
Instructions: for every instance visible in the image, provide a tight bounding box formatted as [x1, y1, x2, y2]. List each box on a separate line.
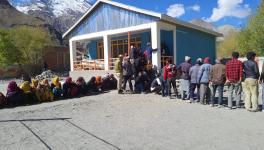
[112, 0, 261, 28]
[12, 0, 261, 28]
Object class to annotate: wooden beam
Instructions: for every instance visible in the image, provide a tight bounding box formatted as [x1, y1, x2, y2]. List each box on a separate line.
[128, 32, 131, 55]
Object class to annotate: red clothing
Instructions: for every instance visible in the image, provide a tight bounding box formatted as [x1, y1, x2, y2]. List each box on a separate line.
[164, 64, 177, 80]
[226, 58, 243, 83]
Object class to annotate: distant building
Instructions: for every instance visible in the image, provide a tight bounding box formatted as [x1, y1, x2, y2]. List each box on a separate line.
[63, 0, 222, 72]
[43, 46, 70, 72]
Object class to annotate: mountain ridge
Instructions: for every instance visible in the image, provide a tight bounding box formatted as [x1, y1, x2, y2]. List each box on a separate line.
[9, 0, 93, 33]
[0, 0, 63, 45]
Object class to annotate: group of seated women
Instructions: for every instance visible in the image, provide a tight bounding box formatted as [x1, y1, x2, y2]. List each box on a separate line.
[0, 73, 117, 108]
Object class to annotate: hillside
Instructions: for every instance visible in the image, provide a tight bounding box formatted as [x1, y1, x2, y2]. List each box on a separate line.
[0, 0, 63, 45]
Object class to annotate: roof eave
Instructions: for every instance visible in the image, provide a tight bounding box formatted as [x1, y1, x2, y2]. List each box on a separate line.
[62, 0, 162, 39]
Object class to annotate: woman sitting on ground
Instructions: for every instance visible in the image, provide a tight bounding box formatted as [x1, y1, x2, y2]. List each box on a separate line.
[31, 79, 39, 93]
[36, 80, 54, 102]
[0, 92, 6, 108]
[31, 79, 45, 103]
[63, 77, 79, 98]
[134, 71, 149, 94]
[41, 79, 54, 101]
[101, 74, 111, 91]
[20, 81, 38, 104]
[109, 74, 117, 90]
[76, 77, 88, 96]
[87, 76, 99, 93]
[6, 81, 25, 107]
[150, 71, 162, 94]
[51, 76, 62, 98]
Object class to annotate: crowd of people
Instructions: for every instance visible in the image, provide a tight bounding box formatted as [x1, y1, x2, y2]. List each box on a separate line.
[0, 47, 264, 113]
[115, 50, 264, 112]
[0, 74, 118, 108]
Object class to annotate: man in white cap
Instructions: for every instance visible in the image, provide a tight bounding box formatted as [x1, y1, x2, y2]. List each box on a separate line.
[178, 56, 192, 101]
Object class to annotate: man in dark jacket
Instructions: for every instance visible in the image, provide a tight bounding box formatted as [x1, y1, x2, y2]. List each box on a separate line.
[209, 58, 226, 107]
[243, 51, 260, 112]
[179, 56, 192, 100]
[122, 57, 133, 92]
[130, 45, 138, 60]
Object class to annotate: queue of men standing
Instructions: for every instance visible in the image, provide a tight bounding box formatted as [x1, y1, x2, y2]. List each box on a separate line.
[115, 48, 264, 112]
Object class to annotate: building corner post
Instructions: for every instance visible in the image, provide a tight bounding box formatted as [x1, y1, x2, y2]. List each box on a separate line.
[151, 22, 161, 69]
[70, 40, 77, 71]
[103, 34, 111, 71]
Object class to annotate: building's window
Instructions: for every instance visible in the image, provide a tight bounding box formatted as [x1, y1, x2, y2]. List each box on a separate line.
[96, 37, 142, 59]
[111, 37, 141, 58]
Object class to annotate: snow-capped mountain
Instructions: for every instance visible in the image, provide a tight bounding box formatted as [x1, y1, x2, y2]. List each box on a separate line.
[9, 0, 94, 33]
[190, 19, 240, 41]
[0, 0, 63, 45]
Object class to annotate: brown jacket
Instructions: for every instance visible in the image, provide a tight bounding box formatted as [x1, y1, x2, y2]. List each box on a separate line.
[210, 63, 226, 85]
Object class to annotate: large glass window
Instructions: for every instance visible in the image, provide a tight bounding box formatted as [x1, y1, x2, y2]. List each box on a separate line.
[96, 37, 142, 59]
[111, 37, 141, 58]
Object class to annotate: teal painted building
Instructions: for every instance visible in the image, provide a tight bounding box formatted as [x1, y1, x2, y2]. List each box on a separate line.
[63, 0, 221, 71]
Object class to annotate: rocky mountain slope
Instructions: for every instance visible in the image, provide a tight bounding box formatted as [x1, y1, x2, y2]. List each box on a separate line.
[8, 0, 93, 33]
[4, 0, 238, 43]
[0, 0, 63, 45]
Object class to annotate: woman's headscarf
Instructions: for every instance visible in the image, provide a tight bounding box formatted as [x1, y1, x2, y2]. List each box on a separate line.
[31, 79, 39, 88]
[52, 76, 61, 88]
[76, 77, 85, 85]
[89, 77, 96, 83]
[96, 76, 102, 84]
[7, 81, 19, 93]
[66, 77, 72, 84]
[20, 81, 31, 93]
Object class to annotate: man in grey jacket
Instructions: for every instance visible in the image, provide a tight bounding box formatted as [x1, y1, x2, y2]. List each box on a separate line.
[189, 58, 202, 103]
[198, 57, 212, 105]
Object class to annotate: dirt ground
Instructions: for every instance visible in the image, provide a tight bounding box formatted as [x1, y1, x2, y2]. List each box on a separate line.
[0, 89, 264, 150]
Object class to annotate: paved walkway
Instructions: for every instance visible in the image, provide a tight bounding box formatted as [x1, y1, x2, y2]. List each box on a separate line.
[0, 91, 263, 150]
